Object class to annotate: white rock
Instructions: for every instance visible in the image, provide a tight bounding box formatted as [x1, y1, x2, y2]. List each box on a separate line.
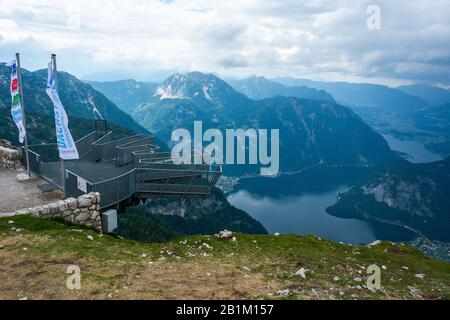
[87, 235, 94, 241]
[276, 289, 290, 296]
[203, 243, 213, 249]
[367, 240, 381, 247]
[19, 297, 28, 300]
[401, 266, 409, 270]
[141, 253, 148, 258]
[294, 268, 307, 279]
[242, 266, 252, 272]
[16, 173, 30, 182]
[217, 230, 233, 239]
[8, 220, 14, 224]
[333, 276, 340, 281]
[353, 277, 362, 282]
[382, 265, 387, 270]
[415, 274, 426, 279]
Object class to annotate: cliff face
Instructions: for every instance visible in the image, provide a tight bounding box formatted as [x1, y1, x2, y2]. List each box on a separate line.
[116, 187, 268, 243]
[327, 158, 450, 241]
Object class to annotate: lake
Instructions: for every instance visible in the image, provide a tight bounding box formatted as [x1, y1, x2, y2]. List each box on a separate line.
[228, 185, 377, 244]
[382, 134, 442, 163]
[226, 135, 442, 244]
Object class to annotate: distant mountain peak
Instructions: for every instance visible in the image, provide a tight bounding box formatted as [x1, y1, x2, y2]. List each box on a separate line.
[154, 71, 245, 104]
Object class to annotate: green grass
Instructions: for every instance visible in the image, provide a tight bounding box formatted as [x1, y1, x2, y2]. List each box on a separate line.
[1, 215, 449, 300]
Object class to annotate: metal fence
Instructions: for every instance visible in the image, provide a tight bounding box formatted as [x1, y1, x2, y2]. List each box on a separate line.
[75, 131, 101, 159]
[21, 147, 41, 175]
[21, 128, 222, 210]
[89, 169, 136, 208]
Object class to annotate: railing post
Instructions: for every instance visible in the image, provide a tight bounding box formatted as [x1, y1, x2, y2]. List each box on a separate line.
[116, 178, 119, 210]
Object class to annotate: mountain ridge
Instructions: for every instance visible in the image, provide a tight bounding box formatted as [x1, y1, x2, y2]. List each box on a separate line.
[0, 64, 149, 137]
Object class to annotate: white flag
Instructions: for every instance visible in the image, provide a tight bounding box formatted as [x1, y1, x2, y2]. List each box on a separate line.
[7, 60, 26, 143]
[46, 62, 79, 160]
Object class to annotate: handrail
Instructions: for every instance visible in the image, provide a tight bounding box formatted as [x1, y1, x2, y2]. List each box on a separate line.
[89, 168, 136, 186]
[65, 169, 94, 185]
[93, 134, 144, 146]
[75, 131, 97, 143]
[92, 131, 113, 145]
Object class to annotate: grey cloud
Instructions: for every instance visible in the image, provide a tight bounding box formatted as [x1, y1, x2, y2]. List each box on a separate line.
[0, 0, 449, 86]
[217, 54, 249, 69]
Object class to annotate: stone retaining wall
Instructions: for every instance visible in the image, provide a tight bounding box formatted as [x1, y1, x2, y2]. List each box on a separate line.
[0, 145, 21, 169]
[15, 192, 102, 231]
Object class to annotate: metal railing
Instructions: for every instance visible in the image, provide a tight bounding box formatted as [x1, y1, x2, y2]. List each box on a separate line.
[75, 131, 101, 159]
[21, 147, 41, 175]
[89, 169, 136, 208]
[20, 127, 222, 209]
[91, 134, 149, 163]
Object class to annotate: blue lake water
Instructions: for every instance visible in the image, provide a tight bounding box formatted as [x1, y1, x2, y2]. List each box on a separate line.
[227, 137, 441, 244]
[382, 134, 442, 163]
[228, 186, 377, 244]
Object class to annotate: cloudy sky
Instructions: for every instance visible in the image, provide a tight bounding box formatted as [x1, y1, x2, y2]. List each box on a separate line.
[0, 0, 449, 87]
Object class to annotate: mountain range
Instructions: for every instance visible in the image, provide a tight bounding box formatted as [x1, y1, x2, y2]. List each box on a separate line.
[92, 72, 398, 175]
[398, 84, 450, 106]
[227, 76, 335, 102]
[274, 77, 429, 113]
[269, 77, 449, 158]
[88, 79, 158, 114]
[0, 63, 149, 145]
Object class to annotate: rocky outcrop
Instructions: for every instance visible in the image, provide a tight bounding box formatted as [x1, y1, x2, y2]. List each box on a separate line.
[12, 192, 102, 231]
[0, 143, 21, 169]
[327, 158, 450, 241]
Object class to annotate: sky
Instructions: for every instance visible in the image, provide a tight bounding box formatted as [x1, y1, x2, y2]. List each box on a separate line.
[0, 0, 449, 87]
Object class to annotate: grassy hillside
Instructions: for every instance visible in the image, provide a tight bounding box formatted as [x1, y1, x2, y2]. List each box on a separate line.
[0, 215, 448, 300]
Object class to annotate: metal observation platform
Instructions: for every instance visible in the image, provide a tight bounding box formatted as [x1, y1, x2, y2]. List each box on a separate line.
[22, 120, 222, 209]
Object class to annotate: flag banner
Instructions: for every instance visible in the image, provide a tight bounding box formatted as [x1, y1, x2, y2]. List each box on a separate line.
[7, 60, 26, 144]
[46, 62, 79, 160]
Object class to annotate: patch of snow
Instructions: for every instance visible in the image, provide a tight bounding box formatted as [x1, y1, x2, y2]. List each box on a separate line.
[202, 86, 213, 101]
[154, 85, 185, 100]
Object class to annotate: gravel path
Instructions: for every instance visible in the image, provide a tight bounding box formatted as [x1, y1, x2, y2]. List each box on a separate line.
[0, 167, 63, 215]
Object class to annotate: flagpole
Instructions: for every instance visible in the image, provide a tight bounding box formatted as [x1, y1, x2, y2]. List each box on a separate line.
[51, 54, 66, 197]
[16, 53, 30, 177]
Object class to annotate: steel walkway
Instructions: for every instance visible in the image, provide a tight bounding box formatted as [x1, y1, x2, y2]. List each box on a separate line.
[22, 121, 221, 209]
